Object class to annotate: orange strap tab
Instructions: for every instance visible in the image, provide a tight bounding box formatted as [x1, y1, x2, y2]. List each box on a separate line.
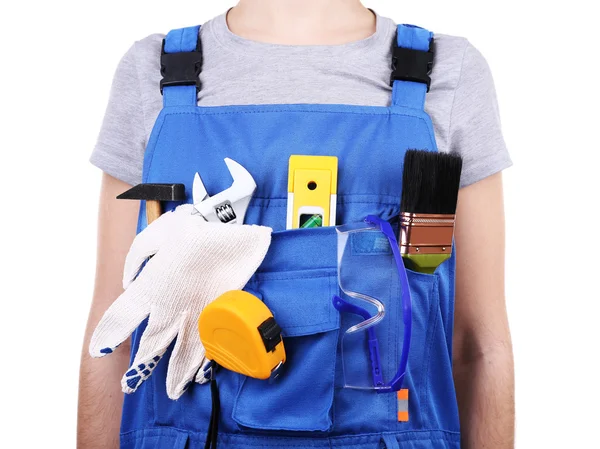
[397, 389, 409, 422]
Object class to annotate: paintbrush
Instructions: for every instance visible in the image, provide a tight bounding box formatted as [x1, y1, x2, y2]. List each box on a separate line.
[399, 150, 463, 274]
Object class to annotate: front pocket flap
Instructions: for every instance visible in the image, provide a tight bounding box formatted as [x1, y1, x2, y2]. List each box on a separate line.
[251, 268, 339, 337]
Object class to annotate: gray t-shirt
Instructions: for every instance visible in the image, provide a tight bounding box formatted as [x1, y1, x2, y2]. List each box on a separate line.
[91, 12, 511, 188]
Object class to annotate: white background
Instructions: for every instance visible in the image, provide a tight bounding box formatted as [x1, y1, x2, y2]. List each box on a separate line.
[1, 1, 598, 447]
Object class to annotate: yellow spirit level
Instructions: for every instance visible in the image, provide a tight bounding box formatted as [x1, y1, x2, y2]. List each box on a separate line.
[286, 155, 338, 229]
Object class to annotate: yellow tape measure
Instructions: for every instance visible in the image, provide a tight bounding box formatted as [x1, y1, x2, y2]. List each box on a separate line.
[199, 290, 286, 380]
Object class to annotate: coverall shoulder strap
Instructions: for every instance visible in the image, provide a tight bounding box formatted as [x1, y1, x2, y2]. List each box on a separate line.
[161, 25, 202, 107]
[391, 24, 434, 110]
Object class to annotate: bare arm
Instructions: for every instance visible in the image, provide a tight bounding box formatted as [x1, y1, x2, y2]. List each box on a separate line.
[453, 172, 515, 448]
[77, 174, 140, 449]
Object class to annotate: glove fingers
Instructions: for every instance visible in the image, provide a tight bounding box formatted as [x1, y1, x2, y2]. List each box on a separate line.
[89, 283, 151, 358]
[122, 251, 157, 289]
[166, 313, 206, 400]
[195, 360, 213, 385]
[121, 309, 184, 394]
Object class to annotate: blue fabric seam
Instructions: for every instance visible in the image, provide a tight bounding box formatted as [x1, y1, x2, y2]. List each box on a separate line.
[387, 255, 395, 419]
[232, 420, 332, 433]
[253, 271, 336, 281]
[328, 273, 335, 325]
[422, 278, 440, 425]
[246, 200, 402, 208]
[282, 320, 338, 331]
[230, 376, 245, 429]
[282, 323, 337, 332]
[446, 253, 457, 360]
[251, 194, 400, 201]
[119, 428, 461, 444]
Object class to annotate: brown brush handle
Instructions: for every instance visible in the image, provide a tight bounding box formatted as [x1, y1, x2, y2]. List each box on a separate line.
[146, 200, 162, 225]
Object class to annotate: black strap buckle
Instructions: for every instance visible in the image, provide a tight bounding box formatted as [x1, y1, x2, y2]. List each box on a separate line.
[159, 39, 203, 94]
[390, 38, 435, 91]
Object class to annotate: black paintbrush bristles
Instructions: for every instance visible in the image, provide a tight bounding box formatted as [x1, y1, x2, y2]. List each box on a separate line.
[400, 150, 463, 215]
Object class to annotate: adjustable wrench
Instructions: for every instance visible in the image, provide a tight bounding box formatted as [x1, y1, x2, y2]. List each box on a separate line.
[193, 158, 256, 224]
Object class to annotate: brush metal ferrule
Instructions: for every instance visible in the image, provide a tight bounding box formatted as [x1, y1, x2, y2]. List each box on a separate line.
[399, 212, 456, 255]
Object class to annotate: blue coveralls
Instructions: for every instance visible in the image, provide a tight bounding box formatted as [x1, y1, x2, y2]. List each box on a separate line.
[121, 24, 460, 449]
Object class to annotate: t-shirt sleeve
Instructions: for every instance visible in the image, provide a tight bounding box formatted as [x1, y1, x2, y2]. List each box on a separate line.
[90, 42, 146, 186]
[448, 42, 512, 187]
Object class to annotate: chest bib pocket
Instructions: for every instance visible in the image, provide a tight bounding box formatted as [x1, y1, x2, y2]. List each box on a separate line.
[232, 233, 340, 432]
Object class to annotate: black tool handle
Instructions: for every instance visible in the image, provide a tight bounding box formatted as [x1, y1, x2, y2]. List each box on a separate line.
[204, 362, 220, 449]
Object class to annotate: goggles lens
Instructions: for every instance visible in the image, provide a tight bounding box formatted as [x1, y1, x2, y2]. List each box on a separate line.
[334, 216, 412, 392]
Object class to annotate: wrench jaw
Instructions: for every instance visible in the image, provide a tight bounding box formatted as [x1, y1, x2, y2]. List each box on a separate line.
[224, 158, 256, 191]
[192, 173, 209, 216]
[191, 158, 257, 224]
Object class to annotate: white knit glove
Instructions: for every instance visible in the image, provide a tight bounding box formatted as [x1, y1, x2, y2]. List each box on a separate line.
[89, 203, 272, 399]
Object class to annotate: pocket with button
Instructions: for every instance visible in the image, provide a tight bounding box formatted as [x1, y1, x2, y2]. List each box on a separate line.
[232, 263, 339, 432]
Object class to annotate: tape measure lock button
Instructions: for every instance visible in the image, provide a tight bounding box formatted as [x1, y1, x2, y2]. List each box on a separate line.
[258, 317, 283, 353]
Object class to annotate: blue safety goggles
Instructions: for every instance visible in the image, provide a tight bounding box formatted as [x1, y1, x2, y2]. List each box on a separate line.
[333, 215, 412, 393]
